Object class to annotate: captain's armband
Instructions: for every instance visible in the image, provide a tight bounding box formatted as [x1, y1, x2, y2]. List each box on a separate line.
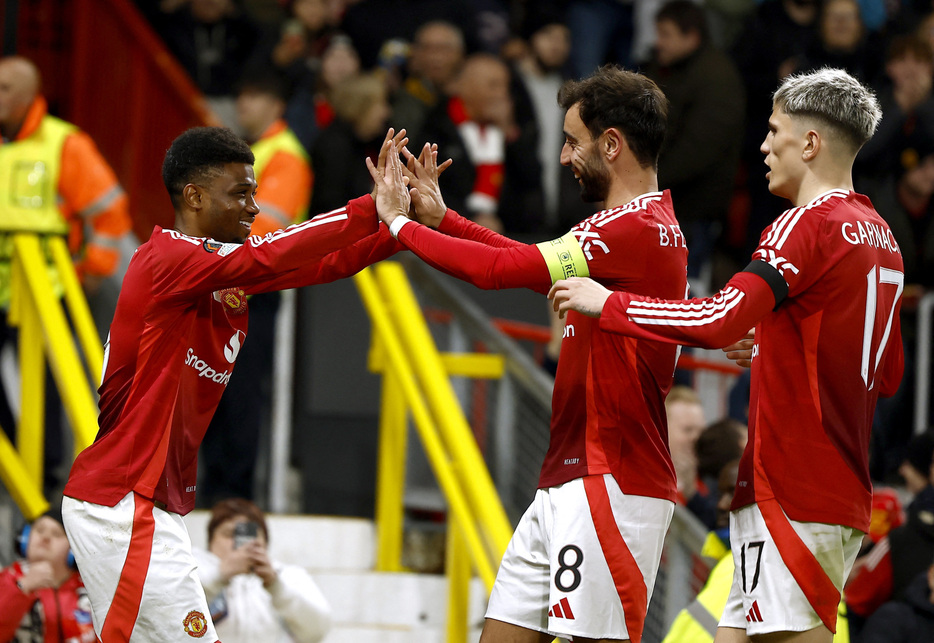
[536, 231, 590, 284]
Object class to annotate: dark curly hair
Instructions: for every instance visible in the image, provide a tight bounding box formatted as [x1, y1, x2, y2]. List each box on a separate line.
[161, 127, 254, 209]
[558, 65, 668, 170]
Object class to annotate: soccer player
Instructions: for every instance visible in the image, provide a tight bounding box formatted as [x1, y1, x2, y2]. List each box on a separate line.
[550, 68, 905, 643]
[60, 126, 408, 642]
[371, 66, 687, 643]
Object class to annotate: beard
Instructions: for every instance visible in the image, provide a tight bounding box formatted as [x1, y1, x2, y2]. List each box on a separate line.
[577, 151, 611, 203]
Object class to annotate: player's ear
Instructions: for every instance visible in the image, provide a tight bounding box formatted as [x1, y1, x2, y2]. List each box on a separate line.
[802, 129, 820, 162]
[604, 127, 624, 162]
[182, 184, 204, 210]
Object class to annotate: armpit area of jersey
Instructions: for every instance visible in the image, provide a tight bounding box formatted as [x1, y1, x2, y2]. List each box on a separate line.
[742, 260, 788, 309]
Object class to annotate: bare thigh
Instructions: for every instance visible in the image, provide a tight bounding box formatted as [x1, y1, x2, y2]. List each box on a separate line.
[479, 619, 632, 643]
[715, 625, 833, 643]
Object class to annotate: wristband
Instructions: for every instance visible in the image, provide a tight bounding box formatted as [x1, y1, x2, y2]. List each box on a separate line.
[389, 216, 412, 239]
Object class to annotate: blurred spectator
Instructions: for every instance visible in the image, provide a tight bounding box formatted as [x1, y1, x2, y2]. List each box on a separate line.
[666, 386, 709, 520]
[695, 417, 747, 498]
[731, 0, 819, 258]
[566, 0, 638, 75]
[0, 56, 134, 493]
[390, 21, 465, 144]
[513, 10, 596, 235]
[793, 0, 884, 84]
[859, 562, 934, 642]
[645, 0, 745, 290]
[157, 0, 264, 128]
[310, 72, 390, 213]
[419, 53, 543, 234]
[199, 70, 312, 508]
[194, 498, 331, 643]
[339, 0, 480, 69]
[0, 507, 95, 642]
[705, 0, 756, 51]
[847, 430, 934, 635]
[857, 36, 934, 193]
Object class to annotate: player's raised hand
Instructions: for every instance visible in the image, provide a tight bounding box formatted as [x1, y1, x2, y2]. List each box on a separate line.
[368, 128, 408, 204]
[548, 277, 612, 319]
[722, 330, 755, 368]
[367, 138, 410, 227]
[401, 142, 452, 228]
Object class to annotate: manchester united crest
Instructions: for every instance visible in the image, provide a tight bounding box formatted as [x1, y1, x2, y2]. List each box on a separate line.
[213, 287, 248, 315]
[183, 610, 208, 638]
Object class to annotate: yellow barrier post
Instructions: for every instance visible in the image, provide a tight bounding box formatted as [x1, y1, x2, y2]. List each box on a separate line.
[50, 237, 104, 385]
[13, 234, 99, 454]
[374, 367, 408, 572]
[354, 267, 498, 587]
[10, 250, 46, 487]
[374, 262, 512, 558]
[445, 516, 471, 643]
[0, 429, 49, 520]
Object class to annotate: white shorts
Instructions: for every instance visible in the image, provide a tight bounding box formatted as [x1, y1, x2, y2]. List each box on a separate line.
[62, 492, 218, 642]
[720, 501, 862, 636]
[486, 474, 674, 641]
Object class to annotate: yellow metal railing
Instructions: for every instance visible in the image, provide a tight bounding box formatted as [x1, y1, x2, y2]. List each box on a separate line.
[0, 233, 103, 520]
[355, 261, 513, 643]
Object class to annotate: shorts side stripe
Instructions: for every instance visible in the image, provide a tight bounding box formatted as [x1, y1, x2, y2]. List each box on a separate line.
[100, 494, 156, 642]
[758, 498, 839, 633]
[583, 476, 646, 643]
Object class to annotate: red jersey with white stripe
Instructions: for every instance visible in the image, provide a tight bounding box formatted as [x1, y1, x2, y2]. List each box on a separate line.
[64, 196, 390, 514]
[600, 190, 905, 531]
[395, 191, 688, 501]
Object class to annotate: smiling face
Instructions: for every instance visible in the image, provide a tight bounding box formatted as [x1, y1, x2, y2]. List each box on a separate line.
[560, 103, 611, 203]
[761, 106, 808, 201]
[195, 163, 259, 244]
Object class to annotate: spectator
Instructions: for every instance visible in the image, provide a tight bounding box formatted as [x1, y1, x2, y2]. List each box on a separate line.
[565, 0, 638, 75]
[858, 563, 934, 642]
[419, 53, 543, 234]
[793, 0, 884, 85]
[666, 386, 717, 527]
[158, 0, 264, 128]
[514, 9, 596, 235]
[199, 70, 313, 508]
[390, 21, 465, 146]
[646, 0, 745, 288]
[0, 56, 134, 493]
[846, 431, 934, 634]
[695, 417, 747, 500]
[194, 498, 331, 643]
[310, 72, 391, 213]
[0, 507, 96, 642]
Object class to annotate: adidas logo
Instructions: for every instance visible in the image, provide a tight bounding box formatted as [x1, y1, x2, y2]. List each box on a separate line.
[548, 597, 575, 620]
[745, 600, 764, 623]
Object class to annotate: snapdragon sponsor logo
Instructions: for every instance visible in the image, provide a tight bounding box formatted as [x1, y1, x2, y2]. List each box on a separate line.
[184, 331, 244, 386]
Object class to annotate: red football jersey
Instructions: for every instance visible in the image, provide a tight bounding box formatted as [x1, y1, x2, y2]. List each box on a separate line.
[601, 190, 905, 531]
[396, 191, 688, 501]
[64, 196, 396, 514]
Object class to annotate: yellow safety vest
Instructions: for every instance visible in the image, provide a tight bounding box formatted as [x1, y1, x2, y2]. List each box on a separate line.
[0, 115, 74, 308]
[251, 126, 309, 223]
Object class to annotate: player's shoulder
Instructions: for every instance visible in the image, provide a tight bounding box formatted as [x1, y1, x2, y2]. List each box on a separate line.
[150, 226, 241, 258]
[578, 191, 669, 230]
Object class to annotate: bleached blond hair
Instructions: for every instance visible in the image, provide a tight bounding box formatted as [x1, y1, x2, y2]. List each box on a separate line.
[773, 67, 882, 153]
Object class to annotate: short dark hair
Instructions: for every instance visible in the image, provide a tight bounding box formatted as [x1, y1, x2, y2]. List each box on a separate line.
[207, 498, 269, 545]
[161, 127, 254, 209]
[695, 418, 746, 481]
[887, 35, 934, 65]
[558, 65, 668, 170]
[656, 0, 709, 44]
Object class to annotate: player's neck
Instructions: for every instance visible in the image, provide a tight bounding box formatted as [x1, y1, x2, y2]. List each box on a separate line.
[790, 170, 853, 207]
[605, 170, 659, 209]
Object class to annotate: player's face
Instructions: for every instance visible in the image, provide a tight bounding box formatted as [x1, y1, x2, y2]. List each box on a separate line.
[561, 103, 611, 203]
[26, 516, 71, 567]
[198, 163, 259, 244]
[760, 107, 806, 201]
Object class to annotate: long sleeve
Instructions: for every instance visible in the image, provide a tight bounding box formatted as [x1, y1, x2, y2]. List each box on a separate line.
[436, 209, 525, 249]
[395, 218, 552, 293]
[0, 567, 34, 641]
[268, 564, 332, 643]
[599, 269, 777, 349]
[154, 195, 380, 301]
[192, 548, 227, 602]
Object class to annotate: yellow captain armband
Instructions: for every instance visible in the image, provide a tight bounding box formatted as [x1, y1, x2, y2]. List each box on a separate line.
[536, 230, 590, 284]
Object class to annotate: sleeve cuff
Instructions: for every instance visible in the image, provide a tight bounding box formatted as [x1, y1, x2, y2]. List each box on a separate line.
[389, 216, 412, 239]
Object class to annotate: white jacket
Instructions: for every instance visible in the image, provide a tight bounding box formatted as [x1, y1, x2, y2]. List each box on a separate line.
[193, 548, 332, 643]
